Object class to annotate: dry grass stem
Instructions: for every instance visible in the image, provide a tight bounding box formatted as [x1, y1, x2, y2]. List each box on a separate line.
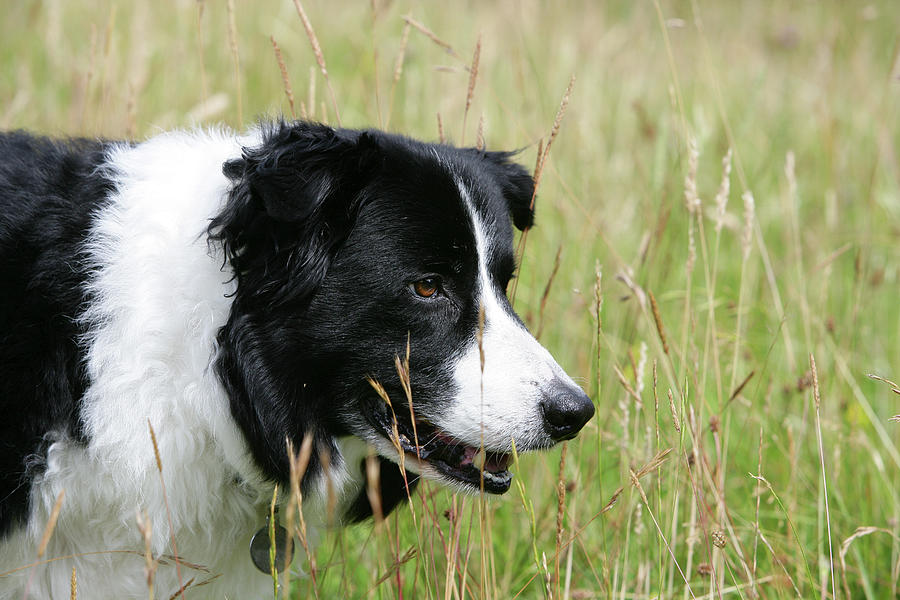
[292, 0, 341, 125]
[555, 442, 568, 599]
[165, 579, 197, 600]
[532, 138, 544, 184]
[562, 489, 577, 600]
[78, 24, 98, 130]
[613, 364, 642, 405]
[369, 547, 418, 589]
[600, 487, 624, 515]
[366, 375, 411, 516]
[750, 473, 817, 591]
[636, 342, 647, 396]
[268, 486, 279, 595]
[270, 37, 296, 119]
[147, 420, 185, 599]
[839, 527, 900, 599]
[475, 114, 485, 151]
[513, 76, 574, 295]
[95, 6, 116, 128]
[629, 469, 695, 598]
[136, 509, 156, 600]
[785, 150, 797, 205]
[306, 65, 315, 120]
[868, 373, 900, 395]
[476, 298, 488, 598]
[810, 354, 836, 600]
[725, 370, 754, 406]
[756, 527, 802, 597]
[391, 21, 410, 83]
[195, 0, 209, 103]
[287, 434, 318, 590]
[532, 75, 575, 204]
[594, 261, 603, 398]
[477, 302, 486, 376]
[365, 452, 384, 526]
[667, 389, 681, 432]
[36, 490, 65, 559]
[282, 466, 296, 597]
[402, 15, 462, 60]
[225, 0, 242, 127]
[648, 290, 670, 355]
[476, 300, 486, 497]
[751, 426, 763, 592]
[632, 448, 673, 480]
[395, 342, 420, 459]
[535, 245, 562, 340]
[461, 35, 481, 143]
[616, 269, 647, 308]
[70, 566, 76, 600]
[1, 90, 29, 130]
[387, 19, 411, 125]
[369, 0, 382, 127]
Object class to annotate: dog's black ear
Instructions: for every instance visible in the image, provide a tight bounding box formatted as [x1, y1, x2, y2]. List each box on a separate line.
[223, 125, 380, 223]
[211, 122, 380, 307]
[480, 151, 536, 231]
[211, 123, 383, 486]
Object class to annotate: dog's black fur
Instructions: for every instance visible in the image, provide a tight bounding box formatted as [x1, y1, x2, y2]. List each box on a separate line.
[0, 133, 116, 535]
[209, 122, 536, 515]
[0, 122, 540, 535]
[0, 121, 597, 598]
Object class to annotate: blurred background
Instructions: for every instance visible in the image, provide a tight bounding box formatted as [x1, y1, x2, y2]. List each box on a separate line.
[3, 1, 899, 598]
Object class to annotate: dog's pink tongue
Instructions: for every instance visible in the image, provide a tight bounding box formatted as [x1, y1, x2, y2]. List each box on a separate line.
[459, 446, 477, 466]
[485, 453, 511, 472]
[456, 447, 511, 472]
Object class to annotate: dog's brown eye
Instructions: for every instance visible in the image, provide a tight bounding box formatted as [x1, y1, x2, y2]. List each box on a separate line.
[413, 277, 440, 298]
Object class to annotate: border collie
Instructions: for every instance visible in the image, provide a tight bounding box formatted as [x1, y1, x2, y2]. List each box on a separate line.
[0, 121, 594, 599]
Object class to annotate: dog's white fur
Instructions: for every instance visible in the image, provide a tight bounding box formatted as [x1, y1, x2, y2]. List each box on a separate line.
[444, 179, 577, 453]
[344, 176, 580, 491]
[0, 131, 309, 600]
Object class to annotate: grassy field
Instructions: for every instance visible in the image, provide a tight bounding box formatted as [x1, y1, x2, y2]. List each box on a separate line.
[3, 1, 900, 598]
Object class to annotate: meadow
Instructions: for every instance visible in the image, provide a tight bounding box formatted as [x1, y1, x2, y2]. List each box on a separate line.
[2, 1, 899, 598]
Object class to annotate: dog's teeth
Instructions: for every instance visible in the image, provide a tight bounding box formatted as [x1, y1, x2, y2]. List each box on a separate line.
[473, 449, 485, 470]
[482, 470, 511, 485]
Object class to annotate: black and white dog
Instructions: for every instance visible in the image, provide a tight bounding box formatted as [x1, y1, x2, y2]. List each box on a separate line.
[0, 122, 593, 598]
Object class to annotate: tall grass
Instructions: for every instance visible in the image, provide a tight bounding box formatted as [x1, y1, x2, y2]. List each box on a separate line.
[2, 1, 899, 598]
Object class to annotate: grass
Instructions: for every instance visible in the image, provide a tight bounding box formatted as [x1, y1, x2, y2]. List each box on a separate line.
[3, 0, 900, 598]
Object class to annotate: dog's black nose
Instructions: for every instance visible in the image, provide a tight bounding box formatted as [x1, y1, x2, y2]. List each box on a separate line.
[541, 380, 595, 442]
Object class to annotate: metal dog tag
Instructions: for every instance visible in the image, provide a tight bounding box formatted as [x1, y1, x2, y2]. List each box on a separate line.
[249, 508, 294, 574]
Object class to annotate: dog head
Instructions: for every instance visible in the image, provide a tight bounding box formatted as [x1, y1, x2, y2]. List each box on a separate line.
[212, 121, 593, 496]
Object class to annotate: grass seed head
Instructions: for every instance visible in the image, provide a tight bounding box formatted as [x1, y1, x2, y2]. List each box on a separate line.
[714, 148, 732, 233]
[667, 389, 681, 432]
[741, 190, 755, 259]
[684, 136, 701, 215]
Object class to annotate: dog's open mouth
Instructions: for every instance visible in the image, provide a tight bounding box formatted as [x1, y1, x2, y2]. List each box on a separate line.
[371, 402, 513, 494]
